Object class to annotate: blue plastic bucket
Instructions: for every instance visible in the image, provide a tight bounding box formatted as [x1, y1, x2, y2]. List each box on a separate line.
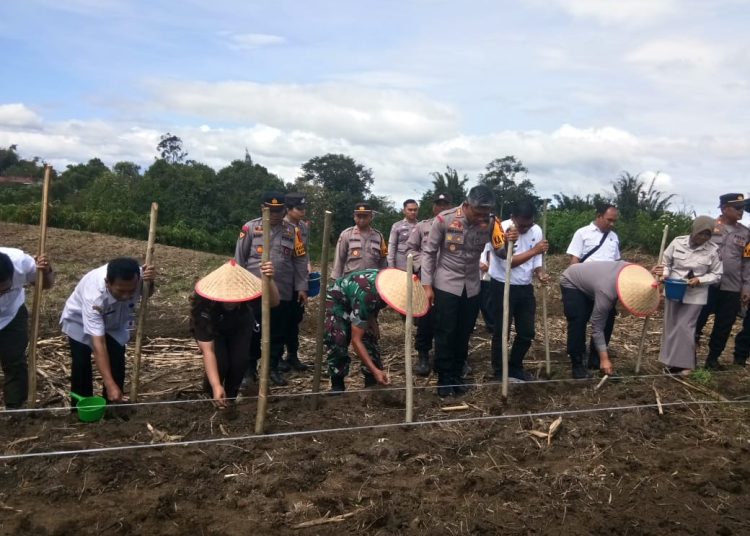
[664, 278, 688, 302]
[308, 271, 321, 298]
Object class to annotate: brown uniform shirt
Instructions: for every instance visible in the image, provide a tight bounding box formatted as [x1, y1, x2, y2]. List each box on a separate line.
[421, 206, 505, 298]
[405, 217, 435, 274]
[332, 226, 388, 279]
[710, 217, 750, 293]
[235, 217, 308, 301]
[388, 218, 418, 270]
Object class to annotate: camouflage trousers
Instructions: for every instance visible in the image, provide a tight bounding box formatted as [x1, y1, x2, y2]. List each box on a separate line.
[324, 313, 383, 380]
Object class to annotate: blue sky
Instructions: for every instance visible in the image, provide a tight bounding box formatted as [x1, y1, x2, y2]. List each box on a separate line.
[1, 0, 749, 215]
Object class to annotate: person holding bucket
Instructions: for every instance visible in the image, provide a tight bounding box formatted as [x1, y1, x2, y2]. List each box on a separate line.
[560, 261, 660, 378]
[325, 268, 429, 392]
[652, 216, 722, 374]
[191, 260, 279, 407]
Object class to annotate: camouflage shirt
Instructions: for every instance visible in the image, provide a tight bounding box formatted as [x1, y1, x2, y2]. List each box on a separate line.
[326, 269, 386, 327]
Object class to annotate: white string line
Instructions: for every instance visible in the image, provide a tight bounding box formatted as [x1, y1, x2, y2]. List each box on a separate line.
[2, 399, 748, 461]
[1, 370, 741, 414]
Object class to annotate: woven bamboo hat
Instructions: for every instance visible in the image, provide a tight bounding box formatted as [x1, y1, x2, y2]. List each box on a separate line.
[375, 268, 429, 317]
[195, 259, 262, 302]
[616, 264, 660, 317]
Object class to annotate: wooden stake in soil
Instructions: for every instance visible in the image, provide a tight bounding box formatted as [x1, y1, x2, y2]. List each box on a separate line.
[541, 200, 551, 377]
[635, 224, 668, 373]
[255, 207, 272, 434]
[27, 164, 52, 408]
[311, 210, 332, 407]
[404, 253, 415, 423]
[501, 237, 515, 400]
[130, 202, 158, 402]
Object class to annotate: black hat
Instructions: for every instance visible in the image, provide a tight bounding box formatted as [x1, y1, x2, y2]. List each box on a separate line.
[353, 202, 373, 214]
[719, 193, 744, 207]
[261, 191, 286, 209]
[433, 192, 452, 204]
[285, 193, 307, 209]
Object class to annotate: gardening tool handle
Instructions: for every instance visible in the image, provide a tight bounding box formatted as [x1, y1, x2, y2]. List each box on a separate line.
[70, 392, 84, 402]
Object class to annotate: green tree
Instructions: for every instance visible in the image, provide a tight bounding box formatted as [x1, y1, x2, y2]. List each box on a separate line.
[113, 161, 141, 181]
[552, 193, 609, 211]
[478, 156, 539, 219]
[417, 166, 468, 218]
[156, 132, 188, 164]
[612, 171, 674, 220]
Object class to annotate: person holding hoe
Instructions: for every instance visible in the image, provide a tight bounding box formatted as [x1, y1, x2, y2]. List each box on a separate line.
[191, 259, 279, 407]
[325, 268, 429, 392]
[60, 257, 155, 403]
[0, 248, 55, 409]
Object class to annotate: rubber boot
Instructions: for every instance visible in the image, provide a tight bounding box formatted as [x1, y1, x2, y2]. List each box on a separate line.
[415, 351, 431, 377]
[269, 369, 288, 386]
[330, 376, 346, 393]
[285, 354, 309, 372]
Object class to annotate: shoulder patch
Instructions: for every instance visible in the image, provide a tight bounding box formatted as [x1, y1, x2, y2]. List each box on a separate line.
[744, 242, 750, 259]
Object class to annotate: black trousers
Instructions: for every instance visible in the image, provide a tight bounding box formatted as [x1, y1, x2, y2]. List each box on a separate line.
[561, 286, 594, 362]
[69, 335, 125, 401]
[696, 286, 741, 360]
[490, 281, 536, 376]
[250, 299, 293, 370]
[414, 309, 434, 354]
[206, 329, 252, 398]
[285, 292, 305, 359]
[0, 305, 29, 408]
[432, 287, 480, 384]
[734, 307, 750, 362]
[479, 280, 495, 331]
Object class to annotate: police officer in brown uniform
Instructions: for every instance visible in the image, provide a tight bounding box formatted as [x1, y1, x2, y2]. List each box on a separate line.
[695, 193, 750, 369]
[235, 192, 309, 385]
[421, 185, 516, 396]
[281, 192, 311, 372]
[405, 192, 453, 376]
[388, 199, 419, 270]
[331, 202, 388, 280]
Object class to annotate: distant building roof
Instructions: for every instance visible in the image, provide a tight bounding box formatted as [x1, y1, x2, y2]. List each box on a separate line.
[0, 176, 34, 185]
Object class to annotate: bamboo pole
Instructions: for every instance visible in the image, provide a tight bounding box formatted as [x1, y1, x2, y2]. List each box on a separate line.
[404, 253, 415, 423]
[255, 207, 272, 434]
[635, 224, 669, 373]
[27, 165, 52, 409]
[541, 200, 551, 377]
[501, 237, 515, 400]
[311, 211, 332, 407]
[130, 202, 158, 402]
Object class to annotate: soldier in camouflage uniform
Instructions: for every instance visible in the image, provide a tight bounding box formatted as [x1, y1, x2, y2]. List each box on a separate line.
[325, 268, 429, 392]
[404, 192, 452, 376]
[387, 199, 419, 270]
[421, 185, 517, 397]
[331, 202, 388, 280]
[280, 192, 311, 372]
[235, 192, 308, 386]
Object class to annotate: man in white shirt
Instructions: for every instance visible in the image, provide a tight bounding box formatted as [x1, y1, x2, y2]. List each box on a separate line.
[0, 248, 54, 408]
[566, 203, 620, 369]
[489, 200, 549, 381]
[61, 257, 155, 403]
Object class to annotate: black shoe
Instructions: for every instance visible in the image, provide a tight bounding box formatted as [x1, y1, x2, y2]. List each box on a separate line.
[330, 377, 346, 393]
[704, 358, 723, 370]
[269, 369, 288, 386]
[415, 352, 431, 377]
[286, 355, 309, 372]
[278, 359, 292, 372]
[437, 385, 454, 397]
[571, 361, 591, 379]
[452, 377, 472, 395]
[509, 369, 535, 382]
[733, 357, 747, 367]
[363, 375, 378, 388]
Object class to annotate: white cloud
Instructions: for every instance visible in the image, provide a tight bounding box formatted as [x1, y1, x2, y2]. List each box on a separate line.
[223, 32, 286, 50]
[0, 104, 43, 129]
[144, 80, 458, 145]
[540, 0, 678, 26]
[626, 38, 723, 73]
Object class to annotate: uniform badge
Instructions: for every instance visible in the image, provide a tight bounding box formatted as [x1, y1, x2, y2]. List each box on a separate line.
[239, 231, 246, 239]
[352, 249, 360, 257]
[449, 244, 456, 252]
[256, 246, 263, 254]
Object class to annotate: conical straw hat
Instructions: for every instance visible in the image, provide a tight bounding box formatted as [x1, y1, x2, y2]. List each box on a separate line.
[375, 268, 429, 318]
[195, 259, 262, 302]
[616, 264, 660, 317]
